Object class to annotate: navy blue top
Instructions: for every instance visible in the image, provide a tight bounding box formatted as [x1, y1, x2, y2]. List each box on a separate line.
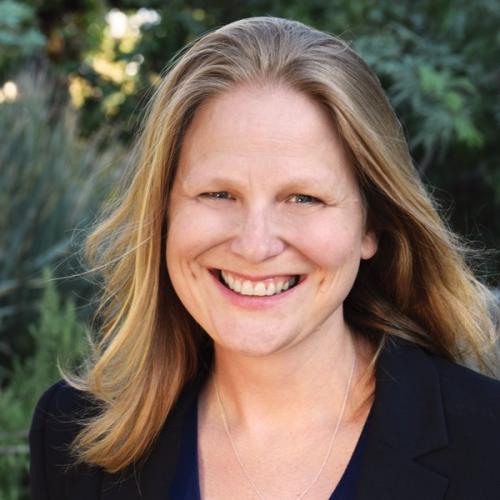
[170, 401, 370, 499]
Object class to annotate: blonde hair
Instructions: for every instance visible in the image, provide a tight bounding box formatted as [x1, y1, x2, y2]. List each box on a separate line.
[69, 16, 498, 472]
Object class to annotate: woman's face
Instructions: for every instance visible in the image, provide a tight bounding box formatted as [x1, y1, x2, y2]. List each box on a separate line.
[167, 84, 377, 357]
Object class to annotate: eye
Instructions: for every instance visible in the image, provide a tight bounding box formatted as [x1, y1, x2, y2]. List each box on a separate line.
[200, 191, 234, 200]
[288, 194, 322, 204]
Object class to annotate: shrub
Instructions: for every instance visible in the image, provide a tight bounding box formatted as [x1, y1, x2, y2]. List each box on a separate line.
[0, 70, 123, 365]
[0, 269, 87, 500]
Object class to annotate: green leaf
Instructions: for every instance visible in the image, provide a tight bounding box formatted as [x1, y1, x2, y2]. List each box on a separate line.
[444, 91, 463, 112]
[453, 116, 484, 147]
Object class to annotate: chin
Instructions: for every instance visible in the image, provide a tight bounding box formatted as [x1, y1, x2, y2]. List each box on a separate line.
[211, 325, 300, 358]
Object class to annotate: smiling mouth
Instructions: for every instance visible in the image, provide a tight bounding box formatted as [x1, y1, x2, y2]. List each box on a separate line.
[214, 269, 301, 297]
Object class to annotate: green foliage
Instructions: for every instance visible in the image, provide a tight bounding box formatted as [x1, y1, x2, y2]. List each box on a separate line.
[354, 20, 485, 155]
[0, 70, 123, 363]
[0, 269, 87, 500]
[0, 0, 45, 76]
[0, 0, 108, 81]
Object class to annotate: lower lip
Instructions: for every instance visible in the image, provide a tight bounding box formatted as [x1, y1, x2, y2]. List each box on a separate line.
[210, 272, 304, 310]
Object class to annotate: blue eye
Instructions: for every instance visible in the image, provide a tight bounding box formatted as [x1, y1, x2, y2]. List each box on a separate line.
[289, 194, 321, 204]
[200, 191, 234, 200]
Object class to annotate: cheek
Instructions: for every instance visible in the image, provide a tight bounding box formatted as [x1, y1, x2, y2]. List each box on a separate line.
[290, 211, 364, 269]
[166, 201, 236, 265]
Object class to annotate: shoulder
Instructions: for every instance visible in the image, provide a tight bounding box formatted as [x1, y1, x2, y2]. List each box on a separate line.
[30, 380, 99, 452]
[29, 381, 102, 500]
[33, 379, 97, 416]
[428, 352, 500, 418]
[396, 339, 500, 445]
[382, 337, 500, 414]
[373, 338, 500, 496]
[411, 348, 500, 496]
[377, 337, 500, 440]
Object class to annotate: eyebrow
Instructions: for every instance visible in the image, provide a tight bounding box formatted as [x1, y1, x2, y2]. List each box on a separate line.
[181, 171, 338, 191]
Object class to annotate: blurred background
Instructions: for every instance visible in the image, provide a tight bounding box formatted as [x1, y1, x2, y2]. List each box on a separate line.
[0, 0, 499, 497]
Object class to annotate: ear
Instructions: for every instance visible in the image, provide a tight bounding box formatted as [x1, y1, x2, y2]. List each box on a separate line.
[360, 230, 378, 260]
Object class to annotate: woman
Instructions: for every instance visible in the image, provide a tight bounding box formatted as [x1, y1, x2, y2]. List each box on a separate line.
[30, 16, 499, 500]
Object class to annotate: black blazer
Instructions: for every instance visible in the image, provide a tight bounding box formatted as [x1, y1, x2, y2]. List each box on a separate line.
[29, 339, 500, 500]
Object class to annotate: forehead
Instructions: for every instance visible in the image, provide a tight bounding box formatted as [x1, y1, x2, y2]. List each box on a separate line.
[176, 84, 355, 188]
[188, 84, 335, 141]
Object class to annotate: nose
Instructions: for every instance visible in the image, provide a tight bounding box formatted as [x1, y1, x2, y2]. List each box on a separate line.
[230, 205, 285, 263]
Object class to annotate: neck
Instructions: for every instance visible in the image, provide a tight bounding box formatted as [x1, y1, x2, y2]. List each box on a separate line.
[205, 322, 374, 433]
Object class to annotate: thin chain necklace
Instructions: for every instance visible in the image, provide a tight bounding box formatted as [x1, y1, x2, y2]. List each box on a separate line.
[213, 348, 356, 500]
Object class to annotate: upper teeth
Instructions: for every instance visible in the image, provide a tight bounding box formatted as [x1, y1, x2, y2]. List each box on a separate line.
[220, 270, 298, 296]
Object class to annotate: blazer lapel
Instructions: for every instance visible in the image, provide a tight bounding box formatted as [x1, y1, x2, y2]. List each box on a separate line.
[354, 339, 449, 500]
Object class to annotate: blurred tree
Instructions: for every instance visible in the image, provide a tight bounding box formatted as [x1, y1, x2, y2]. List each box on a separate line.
[0, 71, 123, 365]
[0, 269, 87, 500]
[0, 0, 45, 77]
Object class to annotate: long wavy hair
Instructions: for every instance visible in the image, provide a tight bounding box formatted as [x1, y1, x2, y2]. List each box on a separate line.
[69, 16, 498, 472]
